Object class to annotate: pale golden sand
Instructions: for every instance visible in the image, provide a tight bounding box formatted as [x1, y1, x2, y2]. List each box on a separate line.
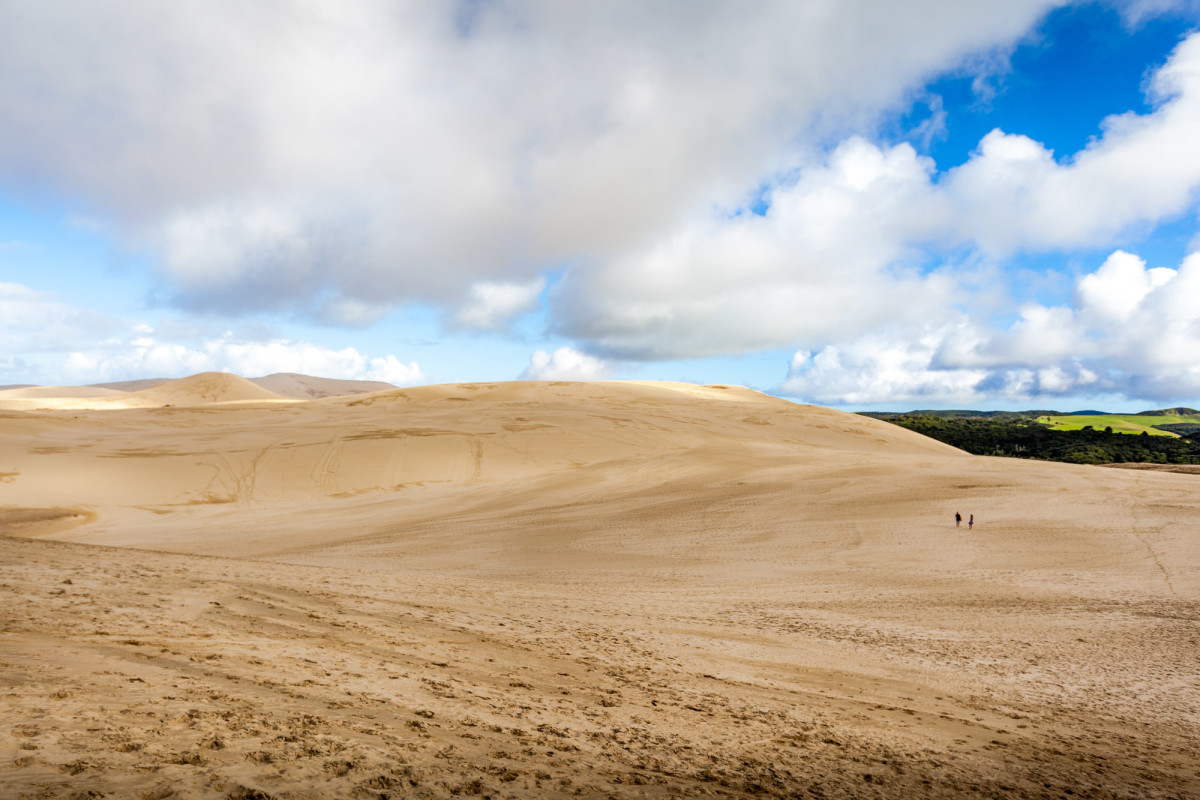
[1, 376, 1198, 798]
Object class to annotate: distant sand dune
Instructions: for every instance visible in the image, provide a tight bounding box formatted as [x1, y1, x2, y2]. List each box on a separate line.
[0, 371, 293, 410]
[0, 371, 398, 410]
[1, 375, 1198, 798]
[0, 385, 127, 399]
[250, 371, 397, 399]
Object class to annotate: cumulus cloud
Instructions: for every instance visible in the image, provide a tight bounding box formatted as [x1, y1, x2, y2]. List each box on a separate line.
[944, 33, 1200, 252]
[0, 281, 424, 386]
[520, 347, 611, 381]
[783, 329, 990, 406]
[0, 0, 1058, 319]
[7, 3, 1200, 405]
[552, 138, 956, 359]
[363, 355, 425, 385]
[555, 30, 1200, 361]
[454, 278, 545, 331]
[1075, 249, 1175, 322]
[62, 333, 426, 386]
[784, 249, 1200, 405]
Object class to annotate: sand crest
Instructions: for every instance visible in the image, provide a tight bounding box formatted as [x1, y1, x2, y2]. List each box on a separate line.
[1, 377, 1198, 798]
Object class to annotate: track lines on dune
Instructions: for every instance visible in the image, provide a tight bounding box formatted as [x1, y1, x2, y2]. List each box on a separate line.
[1127, 474, 1179, 598]
[6, 536, 1200, 798]
[310, 435, 346, 493]
[199, 447, 273, 506]
[468, 436, 484, 480]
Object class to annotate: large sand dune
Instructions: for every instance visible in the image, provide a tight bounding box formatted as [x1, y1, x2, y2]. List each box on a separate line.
[1, 377, 1198, 798]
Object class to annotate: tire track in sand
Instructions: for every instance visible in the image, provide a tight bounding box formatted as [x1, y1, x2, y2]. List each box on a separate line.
[1129, 473, 1177, 597]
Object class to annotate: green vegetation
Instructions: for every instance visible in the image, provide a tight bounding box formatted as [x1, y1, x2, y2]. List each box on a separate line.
[1153, 423, 1200, 437]
[861, 409, 1052, 421]
[1136, 407, 1200, 416]
[1038, 410, 1200, 437]
[873, 415, 1200, 465]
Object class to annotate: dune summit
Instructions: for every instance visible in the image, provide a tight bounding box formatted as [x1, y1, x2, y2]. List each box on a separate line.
[1, 376, 1198, 798]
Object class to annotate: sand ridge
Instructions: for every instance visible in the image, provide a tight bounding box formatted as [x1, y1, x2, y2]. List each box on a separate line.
[1, 376, 1198, 798]
[0, 372, 295, 411]
[250, 372, 398, 400]
[0, 371, 396, 411]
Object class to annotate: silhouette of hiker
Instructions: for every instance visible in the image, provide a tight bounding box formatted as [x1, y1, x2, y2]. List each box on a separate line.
[955, 512, 961, 527]
[968, 514, 974, 531]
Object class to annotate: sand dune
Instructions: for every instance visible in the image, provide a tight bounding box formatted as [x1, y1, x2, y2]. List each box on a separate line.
[0, 385, 127, 399]
[0, 371, 293, 411]
[250, 371, 397, 399]
[89, 377, 174, 392]
[1, 377, 1198, 798]
[0, 372, 399, 411]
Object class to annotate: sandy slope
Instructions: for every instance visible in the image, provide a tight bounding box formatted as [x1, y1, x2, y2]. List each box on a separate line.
[1, 378, 1198, 798]
[250, 372, 398, 399]
[0, 372, 294, 412]
[0, 372, 399, 411]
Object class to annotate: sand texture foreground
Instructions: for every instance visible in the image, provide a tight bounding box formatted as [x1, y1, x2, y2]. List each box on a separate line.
[1, 378, 1198, 798]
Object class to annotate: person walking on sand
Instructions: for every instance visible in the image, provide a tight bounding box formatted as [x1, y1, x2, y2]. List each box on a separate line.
[955, 512, 961, 527]
[968, 514, 974, 531]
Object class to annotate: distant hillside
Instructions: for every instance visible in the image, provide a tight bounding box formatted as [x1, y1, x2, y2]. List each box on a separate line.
[866, 407, 1200, 439]
[1137, 407, 1200, 416]
[250, 372, 396, 399]
[860, 409, 1056, 420]
[2, 372, 399, 410]
[89, 373, 397, 399]
[92, 378, 173, 391]
[872, 415, 1200, 466]
[1039, 410, 1200, 437]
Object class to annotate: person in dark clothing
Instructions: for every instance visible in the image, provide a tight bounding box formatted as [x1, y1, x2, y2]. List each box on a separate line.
[955, 512, 962, 527]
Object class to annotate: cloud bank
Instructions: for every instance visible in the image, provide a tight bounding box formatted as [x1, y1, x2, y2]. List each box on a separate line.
[62, 334, 425, 387]
[521, 347, 612, 381]
[0, 1, 1055, 317]
[4, 2, 1200, 403]
[784, 250, 1200, 405]
[0, 282, 422, 386]
[556, 31, 1200, 361]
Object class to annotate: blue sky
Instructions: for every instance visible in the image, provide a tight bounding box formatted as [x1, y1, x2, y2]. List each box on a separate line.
[3, 1, 1200, 410]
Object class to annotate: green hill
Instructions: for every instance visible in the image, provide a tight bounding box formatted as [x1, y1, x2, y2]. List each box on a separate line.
[1038, 411, 1200, 437]
[859, 410, 1200, 465]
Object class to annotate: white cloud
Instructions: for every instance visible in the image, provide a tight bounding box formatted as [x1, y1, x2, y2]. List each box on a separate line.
[520, 347, 611, 381]
[0, 281, 426, 386]
[454, 278, 545, 331]
[785, 249, 1200, 405]
[7, 3, 1200, 406]
[783, 329, 989, 406]
[61, 334, 426, 387]
[554, 31, 1200, 361]
[939, 33, 1200, 252]
[64, 343, 211, 383]
[1075, 249, 1175, 323]
[552, 138, 955, 359]
[0, 1, 1058, 317]
[364, 355, 424, 385]
[1116, 0, 1200, 26]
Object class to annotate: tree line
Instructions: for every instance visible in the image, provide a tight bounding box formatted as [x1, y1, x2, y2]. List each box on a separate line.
[872, 415, 1200, 465]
